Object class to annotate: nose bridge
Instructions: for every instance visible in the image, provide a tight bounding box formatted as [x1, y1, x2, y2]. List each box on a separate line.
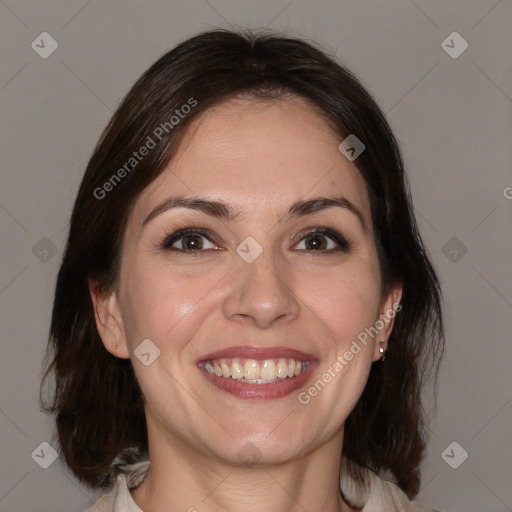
[223, 248, 300, 328]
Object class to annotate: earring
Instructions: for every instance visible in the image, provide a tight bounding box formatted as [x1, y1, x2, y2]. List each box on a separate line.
[379, 340, 386, 362]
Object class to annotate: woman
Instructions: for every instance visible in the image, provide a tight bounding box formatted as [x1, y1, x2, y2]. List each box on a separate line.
[41, 29, 444, 512]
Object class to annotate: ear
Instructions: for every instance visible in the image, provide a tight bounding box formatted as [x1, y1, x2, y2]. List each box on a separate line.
[372, 283, 403, 361]
[88, 278, 130, 359]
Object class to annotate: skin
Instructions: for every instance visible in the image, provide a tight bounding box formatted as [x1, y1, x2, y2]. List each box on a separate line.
[91, 96, 402, 512]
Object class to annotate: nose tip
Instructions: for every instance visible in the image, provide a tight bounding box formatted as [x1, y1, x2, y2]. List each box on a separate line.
[222, 257, 301, 329]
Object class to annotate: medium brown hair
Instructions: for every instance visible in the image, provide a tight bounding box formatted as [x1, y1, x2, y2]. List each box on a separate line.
[41, 29, 444, 497]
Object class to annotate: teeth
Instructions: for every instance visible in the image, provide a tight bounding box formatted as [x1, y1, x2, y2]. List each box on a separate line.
[243, 360, 260, 379]
[204, 357, 308, 382]
[221, 360, 231, 378]
[260, 360, 276, 380]
[276, 358, 288, 378]
[231, 360, 244, 379]
[287, 359, 295, 378]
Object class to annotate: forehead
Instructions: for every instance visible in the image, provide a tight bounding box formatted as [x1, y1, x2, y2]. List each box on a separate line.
[135, 96, 371, 224]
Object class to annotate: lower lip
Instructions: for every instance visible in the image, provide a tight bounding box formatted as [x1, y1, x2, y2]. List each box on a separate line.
[198, 362, 318, 400]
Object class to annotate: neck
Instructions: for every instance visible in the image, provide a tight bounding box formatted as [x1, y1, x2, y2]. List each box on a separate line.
[130, 419, 357, 512]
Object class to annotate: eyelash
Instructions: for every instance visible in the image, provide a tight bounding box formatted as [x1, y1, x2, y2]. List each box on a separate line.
[159, 226, 350, 254]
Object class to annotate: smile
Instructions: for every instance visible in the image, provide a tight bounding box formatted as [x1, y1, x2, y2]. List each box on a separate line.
[197, 346, 318, 400]
[204, 357, 309, 383]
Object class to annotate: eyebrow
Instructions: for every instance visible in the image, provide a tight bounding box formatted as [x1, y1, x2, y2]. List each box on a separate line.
[142, 195, 367, 231]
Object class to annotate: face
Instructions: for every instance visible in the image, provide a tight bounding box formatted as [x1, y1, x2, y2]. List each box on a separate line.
[93, 96, 401, 466]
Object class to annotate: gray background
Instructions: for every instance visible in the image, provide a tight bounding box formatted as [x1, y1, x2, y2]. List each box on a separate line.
[0, 1, 511, 511]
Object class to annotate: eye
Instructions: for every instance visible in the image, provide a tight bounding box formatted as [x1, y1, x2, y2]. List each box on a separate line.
[293, 229, 349, 252]
[162, 228, 219, 252]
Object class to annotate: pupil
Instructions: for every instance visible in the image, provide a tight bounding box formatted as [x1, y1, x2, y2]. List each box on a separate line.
[184, 235, 202, 250]
[306, 235, 326, 250]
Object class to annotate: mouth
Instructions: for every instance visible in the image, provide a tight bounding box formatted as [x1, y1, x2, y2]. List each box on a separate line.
[197, 346, 318, 400]
[203, 357, 308, 382]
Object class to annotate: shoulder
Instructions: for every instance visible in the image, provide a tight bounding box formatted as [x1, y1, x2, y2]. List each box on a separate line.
[83, 460, 150, 512]
[83, 473, 144, 512]
[364, 476, 433, 512]
[340, 459, 433, 512]
[83, 487, 116, 512]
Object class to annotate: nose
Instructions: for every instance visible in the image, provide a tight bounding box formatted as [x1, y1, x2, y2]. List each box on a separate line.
[222, 253, 301, 329]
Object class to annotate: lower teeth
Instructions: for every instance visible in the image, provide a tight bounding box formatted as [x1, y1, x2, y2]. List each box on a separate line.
[243, 378, 283, 384]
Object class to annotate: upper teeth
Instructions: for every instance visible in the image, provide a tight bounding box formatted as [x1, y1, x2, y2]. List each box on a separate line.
[204, 358, 308, 382]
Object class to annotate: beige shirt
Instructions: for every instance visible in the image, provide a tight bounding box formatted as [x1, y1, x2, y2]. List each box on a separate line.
[84, 459, 432, 512]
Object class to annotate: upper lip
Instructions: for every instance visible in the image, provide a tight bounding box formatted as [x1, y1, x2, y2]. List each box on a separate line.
[196, 345, 318, 363]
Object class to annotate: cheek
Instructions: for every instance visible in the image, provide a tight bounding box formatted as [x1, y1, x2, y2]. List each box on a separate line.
[120, 259, 224, 350]
[300, 263, 382, 350]
[119, 263, 220, 403]
[298, 266, 380, 423]
[312, 262, 381, 409]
